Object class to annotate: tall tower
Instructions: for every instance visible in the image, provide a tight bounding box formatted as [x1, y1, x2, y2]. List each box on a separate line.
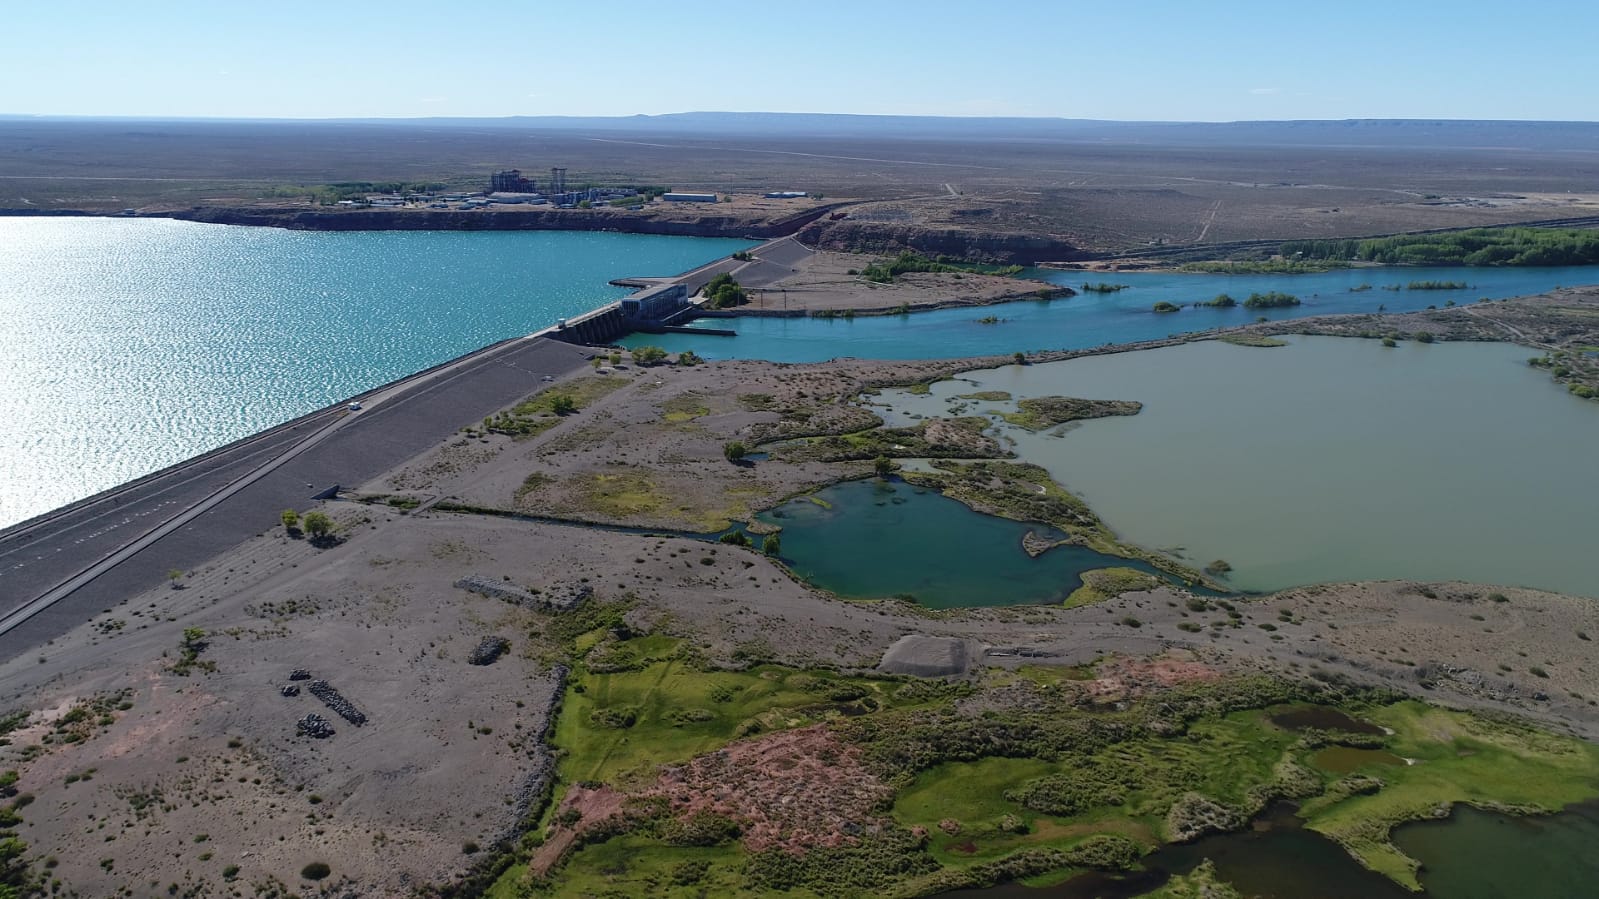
[550, 167, 568, 195]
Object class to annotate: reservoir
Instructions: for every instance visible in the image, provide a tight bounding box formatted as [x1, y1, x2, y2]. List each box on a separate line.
[623, 264, 1599, 362]
[875, 337, 1599, 597]
[0, 217, 752, 528]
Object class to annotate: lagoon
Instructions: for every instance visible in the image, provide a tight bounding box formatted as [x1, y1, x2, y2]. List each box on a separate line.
[756, 478, 1167, 608]
[622, 264, 1599, 363]
[0, 218, 752, 528]
[875, 337, 1599, 597]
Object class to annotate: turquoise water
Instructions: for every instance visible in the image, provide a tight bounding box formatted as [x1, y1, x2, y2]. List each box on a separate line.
[874, 338, 1599, 597]
[0, 217, 752, 528]
[621, 264, 1599, 362]
[756, 478, 1168, 608]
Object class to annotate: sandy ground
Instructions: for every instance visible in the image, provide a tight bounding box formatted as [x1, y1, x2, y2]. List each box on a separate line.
[373, 354, 999, 533]
[724, 248, 1067, 315]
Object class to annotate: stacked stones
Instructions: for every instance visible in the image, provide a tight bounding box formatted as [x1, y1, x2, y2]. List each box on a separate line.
[308, 680, 367, 726]
[297, 713, 336, 738]
[468, 636, 511, 666]
[453, 575, 591, 612]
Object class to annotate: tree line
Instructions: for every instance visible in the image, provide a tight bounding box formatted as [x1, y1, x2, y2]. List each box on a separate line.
[1282, 228, 1599, 267]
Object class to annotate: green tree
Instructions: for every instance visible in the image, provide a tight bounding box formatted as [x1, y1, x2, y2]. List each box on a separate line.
[631, 345, 668, 366]
[703, 273, 749, 309]
[762, 533, 782, 557]
[873, 456, 894, 479]
[281, 509, 300, 531]
[550, 394, 577, 415]
[723, 441, 748, 463]
[303, 511, 333, 540]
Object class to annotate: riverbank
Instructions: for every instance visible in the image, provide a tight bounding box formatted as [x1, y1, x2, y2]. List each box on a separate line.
[699, 245, 1074, 317]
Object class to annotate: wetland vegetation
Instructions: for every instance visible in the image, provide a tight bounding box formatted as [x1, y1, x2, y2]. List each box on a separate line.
[1282, 227, 1599, 267]
[495, 627, 1599, 898]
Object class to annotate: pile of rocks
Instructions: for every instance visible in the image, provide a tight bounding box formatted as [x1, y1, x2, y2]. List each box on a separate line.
[308, 680, 367, 726]
[297, 713, 336, 738]
[279, 684, 300, 698]
[468, 636, 511, 666]
[454, 575, 591, 612]
[289, 669, 312, 681]
[492, 665, 571, 845]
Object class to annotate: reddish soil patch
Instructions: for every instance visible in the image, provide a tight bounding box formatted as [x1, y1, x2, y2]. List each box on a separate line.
[1086, 652, 1221, 700]
[950, 840, 979, 855]
[529, 784, 629, 876]
[646, 723, 893, 853]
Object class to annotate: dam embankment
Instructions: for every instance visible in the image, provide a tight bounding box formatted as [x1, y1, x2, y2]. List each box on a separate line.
[0, 336, 592, 658]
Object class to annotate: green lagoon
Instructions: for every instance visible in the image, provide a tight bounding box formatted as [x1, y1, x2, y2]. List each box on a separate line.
[875, 337, 1599, 597]
[756, 478, 1168, 608]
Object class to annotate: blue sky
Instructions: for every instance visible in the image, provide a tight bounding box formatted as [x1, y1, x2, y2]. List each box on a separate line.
[6, 0, 1597, 121]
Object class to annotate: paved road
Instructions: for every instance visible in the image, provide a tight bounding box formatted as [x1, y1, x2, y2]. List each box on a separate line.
[0, 336, 591, 659]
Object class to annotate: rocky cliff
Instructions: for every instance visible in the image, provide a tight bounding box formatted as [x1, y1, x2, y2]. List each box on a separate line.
[163, 203, 843, 240]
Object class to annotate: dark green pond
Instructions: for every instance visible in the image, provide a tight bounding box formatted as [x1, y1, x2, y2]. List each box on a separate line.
[1269, 706, 1386, 735]
[1394, 802, 1599, 898]
[755, 479, 1166, 608]
[939, 801, 1599, 898]
[938, 804, 1412, 899]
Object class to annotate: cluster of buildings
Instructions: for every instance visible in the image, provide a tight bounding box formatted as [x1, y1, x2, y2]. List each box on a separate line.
[323, 169, 811, 211]
[488, 168, 646, 207]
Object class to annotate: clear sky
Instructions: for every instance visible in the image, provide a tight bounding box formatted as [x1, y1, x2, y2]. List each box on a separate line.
[6, 0, 1597, 122]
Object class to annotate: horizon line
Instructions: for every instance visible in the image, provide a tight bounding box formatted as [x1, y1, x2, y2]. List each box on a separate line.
[3, 111, 1599, 127]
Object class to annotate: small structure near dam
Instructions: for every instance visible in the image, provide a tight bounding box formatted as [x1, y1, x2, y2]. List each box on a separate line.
[548, 280, 734, 346]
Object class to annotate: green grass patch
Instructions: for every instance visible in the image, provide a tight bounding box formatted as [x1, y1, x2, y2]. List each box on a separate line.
[661, 393, 710, 423]
[571, 469, 669, 520]
[539, 835, 748, 897]
[1064, 567, 1167, 608]
[892, 709, 1302, 867]
[555, 654, 917, 787]
[956, 391, 1013, 402]
[1301, 701, 1599, 889]
[1000, 397, 1141, 432]
[484, 376, 630, 437]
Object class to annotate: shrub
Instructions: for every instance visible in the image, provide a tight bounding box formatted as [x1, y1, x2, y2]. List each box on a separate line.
[1152, 301, 1181, 313]
[723, 441, 748, 463]
[302, 511, 333, 540]
[301, 862, 331, 881]
[631, 345, 668, 366]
